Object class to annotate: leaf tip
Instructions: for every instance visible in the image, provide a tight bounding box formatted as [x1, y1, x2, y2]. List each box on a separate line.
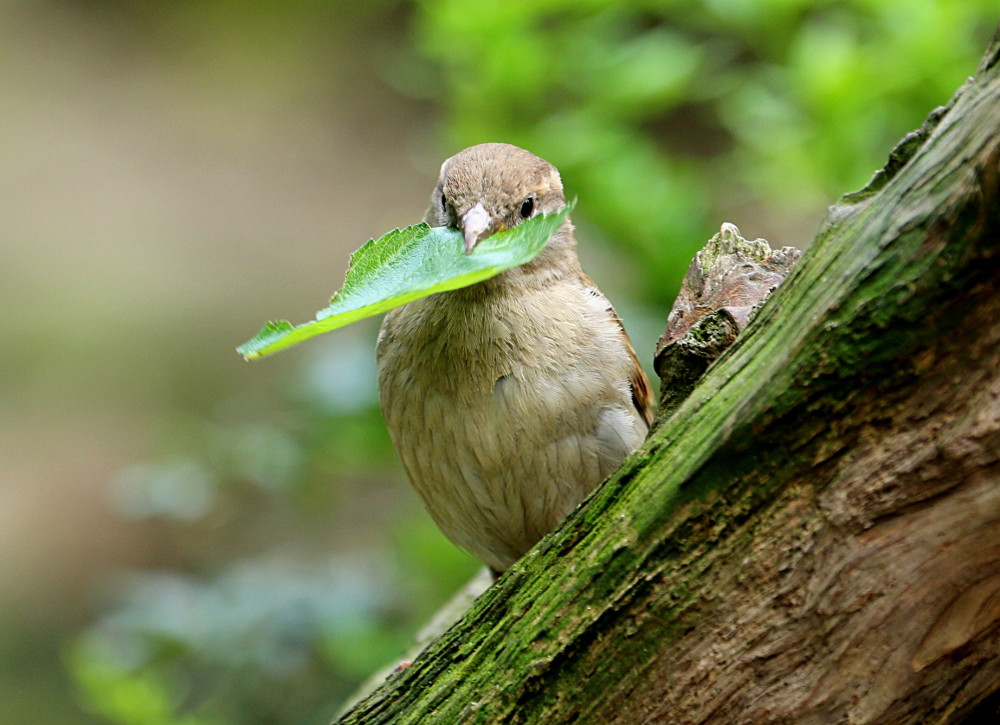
[236, 320, 295, 360]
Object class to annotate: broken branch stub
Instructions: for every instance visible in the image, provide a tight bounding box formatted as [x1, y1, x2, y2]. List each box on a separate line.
[654, 223, 801, 417]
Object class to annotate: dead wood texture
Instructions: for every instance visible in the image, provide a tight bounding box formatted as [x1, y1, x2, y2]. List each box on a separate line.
[654, 223, 801, 417]
[338, 30, 1000, 725]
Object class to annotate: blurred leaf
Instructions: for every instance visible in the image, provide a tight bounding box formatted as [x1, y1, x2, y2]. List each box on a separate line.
[68, 635, 219, 725]
[71, 557, 413, 725]
[237, 204, 574, 359]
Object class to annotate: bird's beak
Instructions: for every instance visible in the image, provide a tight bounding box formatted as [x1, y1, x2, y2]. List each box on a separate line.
[461, 202, 497, 254]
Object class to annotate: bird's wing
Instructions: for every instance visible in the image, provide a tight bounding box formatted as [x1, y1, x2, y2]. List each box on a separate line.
[579, 273, 655, 428]
[621, 324, 655, 428]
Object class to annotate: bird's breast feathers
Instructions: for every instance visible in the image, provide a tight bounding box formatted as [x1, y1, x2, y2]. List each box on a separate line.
[378, 278, 634, 405]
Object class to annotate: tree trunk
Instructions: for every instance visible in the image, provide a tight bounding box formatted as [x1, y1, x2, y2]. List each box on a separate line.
[338, 29, 1000, 725]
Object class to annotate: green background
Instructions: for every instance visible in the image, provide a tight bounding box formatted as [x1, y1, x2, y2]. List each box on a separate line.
[0, 2, 994, 723]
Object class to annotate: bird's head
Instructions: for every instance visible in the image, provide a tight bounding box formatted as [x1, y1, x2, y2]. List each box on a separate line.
[426, 143, 567, 254]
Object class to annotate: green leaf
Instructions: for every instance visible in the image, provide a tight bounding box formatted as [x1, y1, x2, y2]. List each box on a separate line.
[237, 202, 574, 359]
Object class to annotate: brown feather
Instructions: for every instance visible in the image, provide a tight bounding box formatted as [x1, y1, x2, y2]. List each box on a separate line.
[580, 271, 655, 428]
[626, 336, 656, 428]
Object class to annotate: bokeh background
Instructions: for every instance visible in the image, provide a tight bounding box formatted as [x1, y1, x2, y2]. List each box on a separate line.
[1, 2, 995, 723]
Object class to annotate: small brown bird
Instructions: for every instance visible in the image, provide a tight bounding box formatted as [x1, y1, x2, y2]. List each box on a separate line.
[376, 143, 653, 574]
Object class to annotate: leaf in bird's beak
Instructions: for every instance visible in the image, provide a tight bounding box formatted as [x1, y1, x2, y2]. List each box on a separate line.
[236, 201, 574, 360]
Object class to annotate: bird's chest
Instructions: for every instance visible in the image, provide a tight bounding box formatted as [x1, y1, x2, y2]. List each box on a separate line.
[381, 291, 551, 408]
[378, 283, 617, 443]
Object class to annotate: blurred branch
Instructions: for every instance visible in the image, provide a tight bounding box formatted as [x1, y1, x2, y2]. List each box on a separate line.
[338, 28, 1000, 724]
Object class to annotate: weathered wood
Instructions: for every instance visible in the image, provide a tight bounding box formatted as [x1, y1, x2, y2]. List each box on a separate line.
[338, 28, 1000, 725]
[654, 223, 801, 418]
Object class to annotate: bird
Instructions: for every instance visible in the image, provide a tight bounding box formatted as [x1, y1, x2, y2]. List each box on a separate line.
[376, 143, 654, 575]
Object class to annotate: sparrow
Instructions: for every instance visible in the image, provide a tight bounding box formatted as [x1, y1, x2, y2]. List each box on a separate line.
[376, 143, 654, 575]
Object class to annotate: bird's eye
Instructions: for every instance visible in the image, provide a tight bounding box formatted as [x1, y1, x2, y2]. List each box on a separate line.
[519, 197, 535, 219]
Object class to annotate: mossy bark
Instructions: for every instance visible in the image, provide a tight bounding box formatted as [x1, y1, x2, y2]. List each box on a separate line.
[338, 30, 1000, 725]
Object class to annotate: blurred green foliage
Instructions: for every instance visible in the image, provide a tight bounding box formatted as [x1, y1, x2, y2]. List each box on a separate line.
[411, 0, 996, 300]
[70, 2, 996, 724]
